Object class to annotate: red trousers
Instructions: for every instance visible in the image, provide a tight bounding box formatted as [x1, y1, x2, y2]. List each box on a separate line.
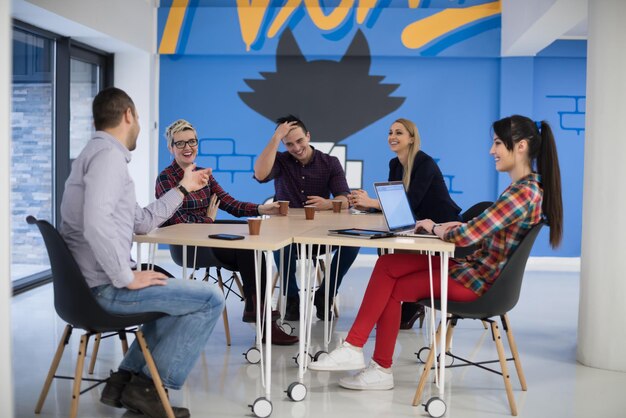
[345, 253, 478, 368]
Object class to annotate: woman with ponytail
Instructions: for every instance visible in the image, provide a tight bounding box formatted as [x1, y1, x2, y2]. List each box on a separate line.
[308, 115, 563, 391]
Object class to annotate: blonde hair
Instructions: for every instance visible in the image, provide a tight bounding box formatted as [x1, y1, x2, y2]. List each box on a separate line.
[165, 119, 196, 146]
[393, 118, 421, 189]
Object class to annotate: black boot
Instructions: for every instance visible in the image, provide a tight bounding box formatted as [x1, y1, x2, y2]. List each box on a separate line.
[100, 369, 131, 408]
[284, 295, 300, 321]
[121, 373, 191, 418]
[314, 289, 333, 321]
[242, 294, 280, 323]
[399, 302, 425, 330]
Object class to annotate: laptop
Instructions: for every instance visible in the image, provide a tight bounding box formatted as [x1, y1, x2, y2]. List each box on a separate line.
[373, 181, 439, 238]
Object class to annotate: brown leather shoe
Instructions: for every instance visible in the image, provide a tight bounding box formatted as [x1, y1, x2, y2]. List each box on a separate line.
[120, 373, 190, 418]
[262, 320, 299, 345]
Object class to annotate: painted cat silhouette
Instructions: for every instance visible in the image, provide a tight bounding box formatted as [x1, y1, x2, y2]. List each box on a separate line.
[239, 29, 405, 143]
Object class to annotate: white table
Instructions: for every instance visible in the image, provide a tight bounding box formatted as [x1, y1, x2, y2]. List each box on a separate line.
[134, 209, 455, 417]
[134, 222, 295, 417]
[292, 225, 455, 416]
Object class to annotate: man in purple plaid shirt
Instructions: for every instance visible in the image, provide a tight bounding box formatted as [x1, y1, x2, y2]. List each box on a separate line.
[254, 115, 360, 321]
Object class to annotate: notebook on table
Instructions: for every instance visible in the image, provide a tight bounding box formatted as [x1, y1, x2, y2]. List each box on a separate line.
[373, 181, 439, 238]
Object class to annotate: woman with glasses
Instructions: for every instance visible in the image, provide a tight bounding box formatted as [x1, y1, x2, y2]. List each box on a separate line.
[155, 119, 298, 345]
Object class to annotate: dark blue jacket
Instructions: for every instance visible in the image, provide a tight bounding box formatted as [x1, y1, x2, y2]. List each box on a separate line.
[388, 151, 461, 223]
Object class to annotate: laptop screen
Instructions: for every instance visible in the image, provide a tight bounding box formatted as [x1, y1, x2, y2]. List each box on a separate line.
[374, 181, 416, 232]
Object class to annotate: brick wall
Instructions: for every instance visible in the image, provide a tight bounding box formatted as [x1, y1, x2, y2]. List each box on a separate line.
[11, 83, 53, 269]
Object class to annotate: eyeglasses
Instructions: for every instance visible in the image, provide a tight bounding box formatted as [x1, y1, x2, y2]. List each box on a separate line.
[172, 138, 198, 149]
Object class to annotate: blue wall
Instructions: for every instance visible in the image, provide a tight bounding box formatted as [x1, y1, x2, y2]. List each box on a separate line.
[157, 2, 586, 257]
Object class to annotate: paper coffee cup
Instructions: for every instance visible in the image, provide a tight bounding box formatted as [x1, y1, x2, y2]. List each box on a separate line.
[304, 205, 316, 220]
[247, 217, 262, 235]
[278, 200, 289, 215]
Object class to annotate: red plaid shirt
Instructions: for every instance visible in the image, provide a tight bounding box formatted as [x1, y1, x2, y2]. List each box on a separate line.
[155, 161, 259, 227]
[443, 173, 543, 296]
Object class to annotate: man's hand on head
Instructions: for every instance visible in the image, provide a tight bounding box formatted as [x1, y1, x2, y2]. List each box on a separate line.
[273, 121, 299, 142]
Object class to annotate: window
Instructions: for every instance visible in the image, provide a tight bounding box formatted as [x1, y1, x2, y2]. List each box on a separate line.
[11, 21, 112, 292]
[11, 26, 54, 284]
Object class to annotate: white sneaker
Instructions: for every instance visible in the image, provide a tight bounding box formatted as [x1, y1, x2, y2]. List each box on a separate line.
[308, 341, 366, 371]
[339, 360, 394, 390]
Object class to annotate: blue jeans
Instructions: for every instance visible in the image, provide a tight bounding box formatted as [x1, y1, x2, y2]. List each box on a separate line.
[274, 244, 360, 297]
[91, 278, 224, 389]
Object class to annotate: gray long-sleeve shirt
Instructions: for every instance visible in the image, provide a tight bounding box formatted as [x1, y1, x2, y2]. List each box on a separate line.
[60, 131, 182, 288]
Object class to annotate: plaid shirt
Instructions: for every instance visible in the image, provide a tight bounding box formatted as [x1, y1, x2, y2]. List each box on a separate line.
[443, 173, 543, 296]
[155, 160, 259, 227]
[255, 147, 350, 208]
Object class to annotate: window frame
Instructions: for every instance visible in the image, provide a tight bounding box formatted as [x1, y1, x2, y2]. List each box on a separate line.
[12, 20, 113, 294]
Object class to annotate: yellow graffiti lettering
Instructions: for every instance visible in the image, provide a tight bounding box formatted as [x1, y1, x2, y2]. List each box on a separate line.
[158, 0, 189, 55]
[236, 0, 271, 51]
[408, 0, 420, 8]
[356, 0, 378, 24]
[401, 1, 501, 49]
[304, 0, 354, 31]
[268, 0, 301, 38]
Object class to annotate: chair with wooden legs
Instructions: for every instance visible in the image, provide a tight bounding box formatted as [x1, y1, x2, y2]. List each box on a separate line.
[27, 216, 175, 418]
[413, 223, 543, 416]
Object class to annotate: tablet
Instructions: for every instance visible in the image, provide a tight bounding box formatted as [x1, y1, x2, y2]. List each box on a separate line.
[328, 228, 395, 239]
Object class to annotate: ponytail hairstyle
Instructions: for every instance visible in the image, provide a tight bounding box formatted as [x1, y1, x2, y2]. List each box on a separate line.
[393, 118, 421, 189]
[492, 115, 563, 248]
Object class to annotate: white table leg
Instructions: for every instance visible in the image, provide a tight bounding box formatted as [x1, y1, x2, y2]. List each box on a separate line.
[297, 243, 307, 381]
[264, 250, 273, 400]
[136, 244, 142, 270]
[323, 245, 333, 350]
[438, 251, 450, 399]
[182, 245, 187, 280]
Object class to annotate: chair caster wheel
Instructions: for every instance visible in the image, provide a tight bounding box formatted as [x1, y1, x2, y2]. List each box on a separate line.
[313, 350, 328, 362]
[424, 397, 446, 417]
[278, 322, 294, 335]
[292, 352, 313, 367]
[286, 381, 307, 401]
[244, 347, 261, 364]
[415, 347, 429, 363]
[250, 397, 272, 418]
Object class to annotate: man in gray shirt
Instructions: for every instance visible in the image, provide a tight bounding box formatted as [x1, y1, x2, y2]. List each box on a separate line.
[60, 87, 224, 418]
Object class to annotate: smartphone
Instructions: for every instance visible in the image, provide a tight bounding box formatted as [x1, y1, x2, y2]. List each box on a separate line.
[208, 233, 245, 240]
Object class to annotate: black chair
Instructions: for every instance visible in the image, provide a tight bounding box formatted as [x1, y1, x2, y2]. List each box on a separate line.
[454, 201, 493, 259]
[169, 219, 247, 346]
[87, 263, 174, 374]
[413, 223, 543, 416]
[27, 216, 175, 418]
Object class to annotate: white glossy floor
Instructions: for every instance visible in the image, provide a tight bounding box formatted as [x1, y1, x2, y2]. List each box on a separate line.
[11, 255, 626, 418]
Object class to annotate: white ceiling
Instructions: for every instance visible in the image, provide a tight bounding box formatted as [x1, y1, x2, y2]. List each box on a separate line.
[502, 0, 588, 56]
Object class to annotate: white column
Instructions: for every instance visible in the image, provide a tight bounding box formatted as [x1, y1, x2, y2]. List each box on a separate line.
[577, 0, 626, 371]
[0, 1, 15, 417]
